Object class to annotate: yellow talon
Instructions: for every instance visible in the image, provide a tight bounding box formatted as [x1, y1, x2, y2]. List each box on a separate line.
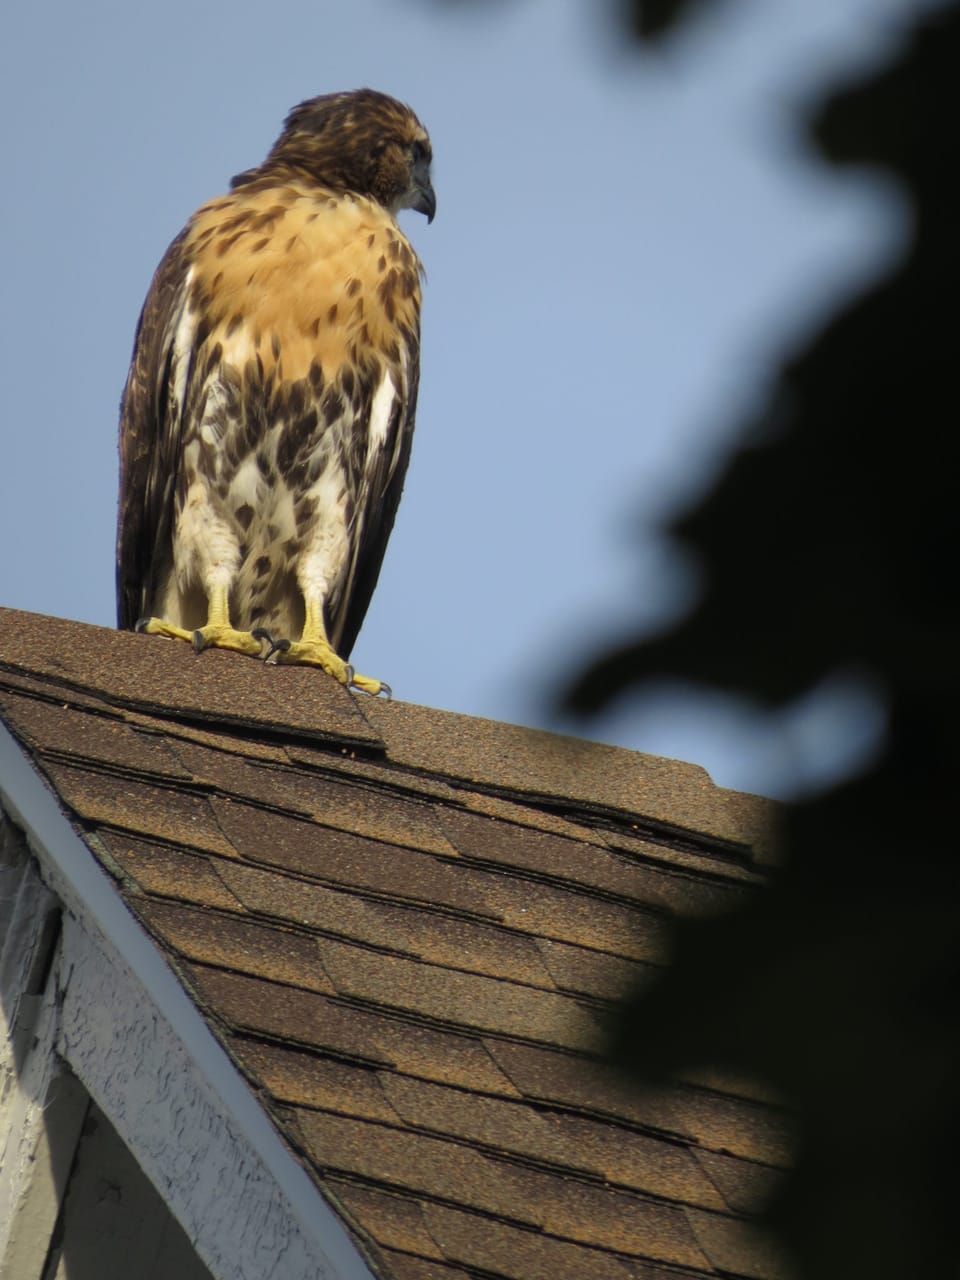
[265, 597, 389, 694]
[351, 672, 391, 698]
[191, 623, 265, 656]
[268, 631, 388, 696]
[136, 616, 196, 644]
[137, 615, 264, 656]
[136, 583, 264, 658]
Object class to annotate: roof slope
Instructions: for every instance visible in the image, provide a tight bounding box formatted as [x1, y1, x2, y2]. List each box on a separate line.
[0, 608, 788, 1280]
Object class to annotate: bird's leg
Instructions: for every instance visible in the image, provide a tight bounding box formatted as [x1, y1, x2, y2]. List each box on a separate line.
[138, 581, 264, 656]
[268, 598, 390, 697]
[190, 580, 266, 656]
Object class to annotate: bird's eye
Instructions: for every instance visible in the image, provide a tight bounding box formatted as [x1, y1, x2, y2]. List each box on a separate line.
[410, 140, 428, 166]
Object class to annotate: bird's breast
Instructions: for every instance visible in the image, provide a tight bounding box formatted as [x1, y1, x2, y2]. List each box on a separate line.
[185, 180, 422, 390]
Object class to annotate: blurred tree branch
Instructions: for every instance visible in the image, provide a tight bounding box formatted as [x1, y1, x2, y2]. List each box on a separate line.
[561, 6, 960, 1278]
[620, 0, 719, 41]
[423, 0, 720, 42]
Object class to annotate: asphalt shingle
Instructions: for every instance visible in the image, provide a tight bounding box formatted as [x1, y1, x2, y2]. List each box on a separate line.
[0, 608, 788, 1280]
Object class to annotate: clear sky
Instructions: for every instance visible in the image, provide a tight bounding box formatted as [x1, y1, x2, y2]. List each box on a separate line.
[0, 0, 919, 797]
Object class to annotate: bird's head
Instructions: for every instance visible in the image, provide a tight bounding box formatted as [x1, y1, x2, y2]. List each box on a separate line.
[243, 88, 436, 223]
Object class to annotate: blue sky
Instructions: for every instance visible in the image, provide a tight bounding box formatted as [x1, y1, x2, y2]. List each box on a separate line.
[0, 0, 919, 797]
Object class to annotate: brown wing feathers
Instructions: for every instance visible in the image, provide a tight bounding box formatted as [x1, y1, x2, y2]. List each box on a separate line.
[116, 231, 192, 630]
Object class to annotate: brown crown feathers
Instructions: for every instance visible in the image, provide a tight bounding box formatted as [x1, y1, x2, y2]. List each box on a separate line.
[230, 88, 436, 222]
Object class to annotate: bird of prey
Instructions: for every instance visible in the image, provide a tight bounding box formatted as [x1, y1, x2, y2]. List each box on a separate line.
[116, 89, 435, 695]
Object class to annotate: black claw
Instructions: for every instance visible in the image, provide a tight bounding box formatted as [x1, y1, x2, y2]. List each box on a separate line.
[379, 682, 393, 701]
[264, 636, 291, 662]
[344, 664, 356, 686]
[251, 627, 276, 659]
[192, 630, 206, 653]
[135, 617, 151, 634]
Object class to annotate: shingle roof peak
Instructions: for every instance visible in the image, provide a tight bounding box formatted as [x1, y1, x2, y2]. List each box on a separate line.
[0, 606, 786, 1280]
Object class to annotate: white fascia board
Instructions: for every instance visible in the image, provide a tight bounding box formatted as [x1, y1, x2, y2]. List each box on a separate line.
[0, 830, 89, 1280]
[0, 723, 378, 1280]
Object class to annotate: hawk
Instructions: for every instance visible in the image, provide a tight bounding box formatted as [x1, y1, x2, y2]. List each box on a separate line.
[116, 89, 435, 695]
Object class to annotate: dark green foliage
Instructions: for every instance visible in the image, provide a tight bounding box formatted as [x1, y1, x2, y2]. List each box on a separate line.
[566, 7, 960, 1276]
[619, 0, 714, 41]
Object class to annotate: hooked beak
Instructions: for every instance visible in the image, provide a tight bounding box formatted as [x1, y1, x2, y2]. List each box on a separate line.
[412, 157, 436, 223]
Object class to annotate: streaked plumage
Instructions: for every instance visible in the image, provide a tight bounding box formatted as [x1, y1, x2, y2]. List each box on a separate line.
[116, 89, 435, 693]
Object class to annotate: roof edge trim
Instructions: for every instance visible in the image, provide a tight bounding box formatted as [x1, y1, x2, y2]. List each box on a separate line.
[0, 723, 377, 1280]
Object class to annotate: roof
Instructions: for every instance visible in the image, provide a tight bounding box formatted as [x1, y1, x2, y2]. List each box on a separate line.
[0, 606, 788, 1280]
